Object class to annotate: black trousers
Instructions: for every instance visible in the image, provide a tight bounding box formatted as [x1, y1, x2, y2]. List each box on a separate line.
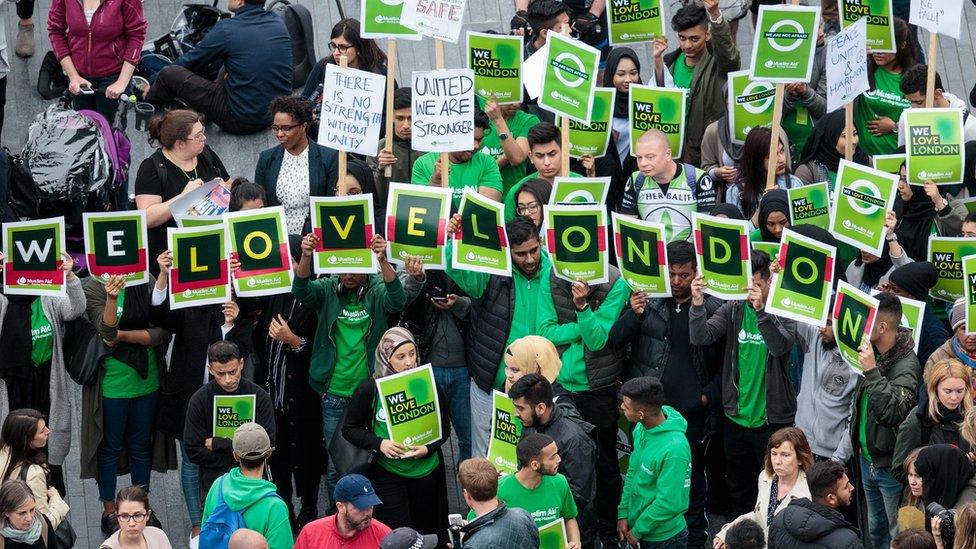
[684, 412, 709, 549]
[6, 361, 66, 496]
[723, 419, 792, 518]
[16, 0, 33, 19]
[368, 457, 449, 549]
[146, 65, 265, 135]
[568, 385, 622, 540]
[267, 408, 322, 528]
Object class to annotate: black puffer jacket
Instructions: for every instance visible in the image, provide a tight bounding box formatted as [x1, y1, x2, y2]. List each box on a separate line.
[466, 275, 514, 392]
[524, 398, 596, 508]
[767, 498, 863, 549]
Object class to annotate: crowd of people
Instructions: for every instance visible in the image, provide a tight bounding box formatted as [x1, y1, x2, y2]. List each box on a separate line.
[1, 0, 976, 548]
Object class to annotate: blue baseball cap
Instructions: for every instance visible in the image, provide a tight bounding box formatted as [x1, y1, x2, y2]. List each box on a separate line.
[334, 474, 382, 510]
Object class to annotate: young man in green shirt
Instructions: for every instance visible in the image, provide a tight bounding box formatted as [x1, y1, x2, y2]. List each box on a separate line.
[411, 110, 503, 210]
[616, 376, 692, 547]
[481, 96, 538, 195]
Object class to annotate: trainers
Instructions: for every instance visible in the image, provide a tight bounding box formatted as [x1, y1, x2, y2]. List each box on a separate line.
[15, 23, 34, 58]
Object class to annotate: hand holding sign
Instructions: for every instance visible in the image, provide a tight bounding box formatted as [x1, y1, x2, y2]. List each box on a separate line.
[571, 280, 591, 309]
[691, 273, 705, 306]
[371, 234, 390, 264]
[748, 279, 766, 312]
[859, 337, 876, 371]
[301, 233, 318, 257]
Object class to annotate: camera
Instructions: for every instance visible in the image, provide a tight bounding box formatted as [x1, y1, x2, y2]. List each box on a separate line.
[447, 513, 464, 548]
[927, 502, 956, 546]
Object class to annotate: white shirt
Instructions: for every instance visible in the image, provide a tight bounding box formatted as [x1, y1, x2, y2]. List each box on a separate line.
[276, 146, 311, 235]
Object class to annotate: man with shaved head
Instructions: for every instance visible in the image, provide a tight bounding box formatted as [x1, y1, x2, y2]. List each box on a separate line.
[620, 129, 716, 242]
[229, 529, 270, 549]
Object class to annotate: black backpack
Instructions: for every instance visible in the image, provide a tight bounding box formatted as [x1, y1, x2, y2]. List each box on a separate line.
[0, 148, 39, 222]
[269, 0, 316, 89]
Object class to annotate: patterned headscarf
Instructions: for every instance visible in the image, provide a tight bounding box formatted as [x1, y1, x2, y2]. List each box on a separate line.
[374, 327, 418, 378]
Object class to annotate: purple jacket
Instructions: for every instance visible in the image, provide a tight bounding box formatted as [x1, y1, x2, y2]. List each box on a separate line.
[48, 0, 147, 79]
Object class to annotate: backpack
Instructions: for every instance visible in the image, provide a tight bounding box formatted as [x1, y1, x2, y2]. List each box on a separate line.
[269, 0, 316, 89]
[198, 475, 280, 549]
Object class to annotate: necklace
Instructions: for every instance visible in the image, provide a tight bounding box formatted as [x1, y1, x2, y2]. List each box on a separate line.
[163, 150, 198, 181]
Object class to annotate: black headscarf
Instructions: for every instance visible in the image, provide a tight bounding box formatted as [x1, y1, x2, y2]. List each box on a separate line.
[854, 245, 893, 289]
[888, 262, 939, 301]
[0, 295, 40, 380]
[603, 47, 642, 119]
[346, 158, 376, 195]
[889, 146, 935, 261]
[916, 444, 976, 509]
[796, 110, 870, 173]
[711, 203, 746, 220]
[757, 189, 790, 242]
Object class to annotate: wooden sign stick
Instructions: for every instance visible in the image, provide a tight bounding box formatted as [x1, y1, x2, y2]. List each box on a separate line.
[925, 32, 939, 108]
[764, 0, 801, 189]
[384, 39, 398, 178]
[435, 39, 449, 189]
[844, 101, 854, 161]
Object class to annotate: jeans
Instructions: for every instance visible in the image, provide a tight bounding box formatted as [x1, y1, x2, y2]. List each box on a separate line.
[860, 456, 901, 549]
[322, 393, 349, 505]
[469, 384, 492, 459]
[179, 441, 202, 527]
[640, 529, 688, 549]
[97, 392, 158, 502]
[72, 74, 121, 123]
[433, 366, 471, 461]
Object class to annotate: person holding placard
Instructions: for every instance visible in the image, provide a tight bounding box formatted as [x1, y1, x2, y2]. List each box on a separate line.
[751, 189, 790, 244]
[521, 0, 570, 123]
[503, 123, 579, 222]
[254, 96, 340, 236]
[302, 18, 389, 99]
[480, 97, 538, 195]
[794, 109, 869, 188]
[846, 211, 911, 292]
[340, 327, 451, 542]
[894, 161, 967, 262]
[896, 66, 976, 147]
[370, 88, 424, 213]
[725, 127, 801, 226]
[781, 21, 827, 159]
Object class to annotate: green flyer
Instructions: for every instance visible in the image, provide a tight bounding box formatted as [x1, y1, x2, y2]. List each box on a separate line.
[2, 216, 67, 297]
[749, 5, 822, 83]
[612, 213, 671, 297]
[629, 84, 686, 157]
[311, 195, 377, 275]
[829, 160, 899, 255]
[905, 108, 965, 185]
[929, 237, 976, 302]
[752, 241, 780, 263]
[452, 189, 511, 277]
[212, 395, 256, 439]
[871, 153, 905, 175]
[787, 182, 831, 230]
[167, 224, 230, 310]
[832, 280, 879, 372]
[376, 364, 442, 447]
[486, 390, 522, 475]
[82, 210, 149, 287]
[607, 0, 665, 46]
[965, 254, 976, 334]
[545, 205, 610, 284]
[692, 213, 752, 300]
[538, 518, 568, 549]
[840, 0, 895, 53]
[766, 228, 836, 327]
[467, 32, 523, 105]
[539, 32, 600, 124]
[727, 70, 776, 145]
[360, 0, 421, 39]
[551, 176, 610, 205]
[224, 206, 293, 298]
[561, 88, 615, 159]
[386, 183, 451, 269]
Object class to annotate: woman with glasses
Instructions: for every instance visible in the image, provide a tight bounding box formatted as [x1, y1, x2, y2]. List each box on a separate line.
[254, 96, 339, 236]
[514, 178, 552, 232]
[302, 18, 388, 99]
[134, 109, 230, 277]
[99, 485, 171, 548]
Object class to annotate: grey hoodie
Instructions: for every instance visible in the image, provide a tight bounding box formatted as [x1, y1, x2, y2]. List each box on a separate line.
[794, 323, 857, 462]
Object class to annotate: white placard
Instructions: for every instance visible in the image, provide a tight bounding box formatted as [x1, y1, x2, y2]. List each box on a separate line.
[400, 0, 467, 43]
[317, 64, 386, 156]
[411, 69, 476, 153]
[910, 0, 963, 40]
[826, 17, 870, 113]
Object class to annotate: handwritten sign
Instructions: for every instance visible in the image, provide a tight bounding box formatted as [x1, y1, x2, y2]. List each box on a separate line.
[411, 69, 475, 152]
[318, 64, 386, 156]
[910, 0, 963, 39]
[826, 17, 869, 113]
[400, 0, 467, 43]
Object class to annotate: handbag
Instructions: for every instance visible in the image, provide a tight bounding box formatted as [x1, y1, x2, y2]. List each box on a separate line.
[62, 317, 109, 386]
[328, 404, 376, 477]
[18, 466, 76, 548]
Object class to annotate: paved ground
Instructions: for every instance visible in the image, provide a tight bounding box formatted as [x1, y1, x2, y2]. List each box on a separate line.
[2, 0, 972, 547]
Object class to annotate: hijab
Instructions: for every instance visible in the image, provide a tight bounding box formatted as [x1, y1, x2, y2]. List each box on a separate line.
[374, 327, 417, 378]
[0, 295, 38, 381]
[757, 189, 790, 242]
[855, 245, 893, 289]
[710, 203, 746, 220]
[796, 110, 870, 173]
[505, 335, 562, 383]
[603, 47, 642, 119]
[915, 444, 976, 509]
[346, 157, 376, 195]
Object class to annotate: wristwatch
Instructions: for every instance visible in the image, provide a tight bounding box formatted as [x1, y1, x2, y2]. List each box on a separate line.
[498, 132, 510, 142]
[886, 233, 898, 243]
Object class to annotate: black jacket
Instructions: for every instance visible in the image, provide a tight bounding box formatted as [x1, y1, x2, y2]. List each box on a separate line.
[768, 498, 863, 549]
[524, 399, 596, 508]
[183, 379, 276, 495]
[253, 142, 340, 232]
[466, 275, 516, 393]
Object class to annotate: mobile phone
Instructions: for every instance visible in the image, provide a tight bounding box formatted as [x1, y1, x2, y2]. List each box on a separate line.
[431, 296, 449, 304]
[79, 85, 95, 95]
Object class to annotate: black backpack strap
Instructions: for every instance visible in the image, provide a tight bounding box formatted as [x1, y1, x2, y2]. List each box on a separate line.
[152, 148, 168, 191]
[17, 464, 28, 482]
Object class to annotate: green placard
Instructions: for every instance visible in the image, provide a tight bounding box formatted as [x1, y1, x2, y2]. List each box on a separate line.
[832, 280, 879, 372]
[545, 205, 610, 284]
[829, 160, 899, 255]
[224, 206, 293, 298]
[453, 189, 511, 276]
[539, 32, 600, 125]
[629, 84, 686, 157]
[607, 0, 665, 45]
[905, 108, 965, 185]
[167, 224, 230, 310]
[551, 176, 610, 205]
[766, 228, 837, 327]
[175, 215, 223, 228]
[2, 217, 66, 297]
[727, 70, 776, 145]
[82, 210, 149, 287]
[693, 213, 753, 300]
[212, 395, 256, 439]
[386, 183, 451, 269]
[561, 88, 616, 159]
[467, 32, 523, 105]
[871, 153, 905, 175]
[612, 213, 670, 296]
[752, 240, 780, 263]
[312, 195, 377, 274]
[749, 5, 822, 83]
[376, 364, 442, 447]
[538, 518, 568, 549]
[896, 294, 925, 354]
[929, 237, 976, 303]
[486, 390, 522, 475]
[840, 0, 895, 53]
[965, 254, 976, 334]
[788, 182, 831, 230]
[360, 0, 422, 40]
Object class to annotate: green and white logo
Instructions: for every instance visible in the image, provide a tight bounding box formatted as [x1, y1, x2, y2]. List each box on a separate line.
[841, 0, 895, 52]
[905, 108, 965, 185]
[830, 160, 898, 256]
[2, 217, 67, 297]
[545, 205, 609, 284]
[551, 176, 610, 206]
[871, 153, 905, 175]
[452, 189, 511, 276]
[375, 364, 442, 447]
[486, 391, 522, 475]
[387, 183, 452, 269]
[788, 182, 831, 230]
[727, 70, 776, 144]
[560, 88, 616, 158]
[540, 33, 600, 125]
[311, 195, 377, 274]
[361, 0, 422, 39]
[929, 237, 976, 302]
[692, 213, 752, 300]
[224, 206, 294, 298]
[613, 213, 670, 296]
[629, 84, 686, 157]
[749, 5, 822, 83]
[832, 280, 879, 372]
[765, 228, 837, 327]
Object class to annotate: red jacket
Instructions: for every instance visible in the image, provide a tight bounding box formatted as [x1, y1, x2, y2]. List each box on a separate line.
[47, 0, 147, 79]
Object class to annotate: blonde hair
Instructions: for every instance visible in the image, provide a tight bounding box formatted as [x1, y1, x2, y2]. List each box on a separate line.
[505, 336, 561, 383]
[955, 501, 976, 549]
[962, 407, 976, 450]
[926, 359, 974, 423]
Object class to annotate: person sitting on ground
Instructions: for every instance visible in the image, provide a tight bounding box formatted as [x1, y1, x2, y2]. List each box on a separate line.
[767, 460, 862, 548]
[293, 474, 391, 549]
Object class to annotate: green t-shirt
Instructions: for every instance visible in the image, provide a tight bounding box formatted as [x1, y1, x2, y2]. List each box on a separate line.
[855, 68, 910, 156]
[30, 299, 53, 366]
[729, 307, 768, 428]
[102, 289, 160, 399]
[673, 53, 694, 90]
[329, 294, 371, 397]
[473, 473, 577, 528]
[480, 110, 541, 196]
[859, 391, 872, 462]
[782, 106, 814, 159]
[372, 398, 439, 478]
[410, 151, 504, 210]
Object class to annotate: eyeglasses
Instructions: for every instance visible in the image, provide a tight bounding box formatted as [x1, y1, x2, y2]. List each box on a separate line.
[517, 202, 541, 215]
[185, 131, 206, 142]
[117, 513, 148, 523]
[271, 123, 301, 133]
[328, 42, 354, 53]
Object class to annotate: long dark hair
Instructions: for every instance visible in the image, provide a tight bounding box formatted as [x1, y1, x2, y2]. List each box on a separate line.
[329, 18, 387, 73]
[735, 127, 789, 219]
[0, 410, 47, 483]
[868, 18, 917, 88]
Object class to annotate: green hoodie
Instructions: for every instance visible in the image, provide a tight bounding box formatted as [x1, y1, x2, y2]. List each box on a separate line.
[618, 405, 691, 542]
[202, 468, 294, 549]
